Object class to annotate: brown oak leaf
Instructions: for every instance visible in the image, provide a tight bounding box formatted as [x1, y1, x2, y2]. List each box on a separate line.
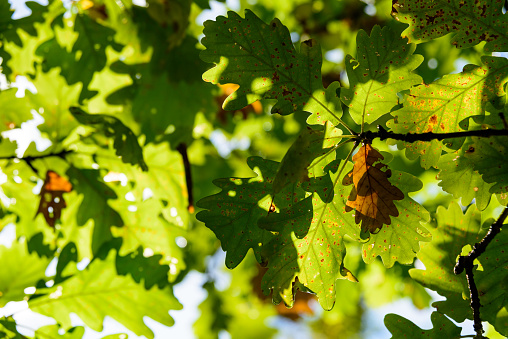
[36, 170, 73, 227]
[342, 144, 404, 233]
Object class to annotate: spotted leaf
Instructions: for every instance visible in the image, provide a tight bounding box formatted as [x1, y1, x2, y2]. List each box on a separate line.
[392, 0, 508, 52]
[341, 25, 423, 126]
[200, 10, 343, 126]
[387, 56, 508, 168]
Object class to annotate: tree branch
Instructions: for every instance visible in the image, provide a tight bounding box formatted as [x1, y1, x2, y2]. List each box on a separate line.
[359, 126, 508, 143]
[454, 206, 508, 338]
[176, 143, 194, 214]
[0, 150, 73, 161]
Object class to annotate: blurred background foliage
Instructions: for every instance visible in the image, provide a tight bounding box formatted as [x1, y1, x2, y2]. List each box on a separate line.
[0, 0, 504, 338]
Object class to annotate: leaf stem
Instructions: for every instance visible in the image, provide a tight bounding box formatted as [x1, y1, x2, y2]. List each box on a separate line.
[454, 206, 508, 338]
[359, 126, 508, 143]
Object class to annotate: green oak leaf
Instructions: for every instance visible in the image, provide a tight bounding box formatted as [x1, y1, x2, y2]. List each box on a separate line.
[29, 252, 182, 339]
[361, 170, 431, 267]
[196, 156, 305, 269]
[0, 317, 28, 339]
[35, 325, 85, 339]
[392, 0, 508, 52]
[116, 246, 170, 289]
[273, 121, 343, 194]
[465, 134, 508, 199]
[469, 224, 508, 335]
[0, 89, 34, 133]
[409, 202, 483, 322]
[37, 13, 123, 101]
[0, 239, 50, 307]
[26, 68, 82, 144]
[437, 139, 493, 210]
[384, 312, 461, 338]
[66, 167, 123, 254]
[341, 25, 423, 126]
[200, 10, 343, 127]
[69, 107, 148, 171]
[387, 56, 508, 169]
[0, 1, 47, 78]
[111, 198, 185, 277]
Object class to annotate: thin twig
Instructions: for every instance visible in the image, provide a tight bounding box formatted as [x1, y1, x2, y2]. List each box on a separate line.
[454, 206, 508, 338]
[0, 150, 72, 161]
[359, 126, 508, 143]
[176, 143, 194, 213]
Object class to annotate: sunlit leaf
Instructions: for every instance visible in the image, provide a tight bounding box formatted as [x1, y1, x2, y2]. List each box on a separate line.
[387, 56, 508, 168]
[392, 0, 508, 52]
[385, 312, 461, 338]
[341, 25, 423, 126]
[200, 10, 343, 126]
[29, 252, 182, 339]
[0, 238, 50, 307]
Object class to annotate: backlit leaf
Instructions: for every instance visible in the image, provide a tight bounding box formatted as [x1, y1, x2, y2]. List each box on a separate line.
[385, 312, 461, 338]
[196, 157, 305, 268]
[341, 25, 423, 126]
[392, 0, 508, 52]
[36, 170, 72, 227]
[29, 252, 182, 339]
[200, 10, 343, 126]
[0, 239, 50, 307]
[387, 56, 508, 168]
[343, 144, 404, 233]
[70, 107, 148, 171]
[409, 202, 483, 322]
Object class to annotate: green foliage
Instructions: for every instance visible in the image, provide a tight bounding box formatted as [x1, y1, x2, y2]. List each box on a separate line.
[1, 0, 508, 337]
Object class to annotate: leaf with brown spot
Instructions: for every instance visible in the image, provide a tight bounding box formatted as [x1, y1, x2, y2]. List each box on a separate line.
[342, 144, 404, 233]
[200, 10, 343, 126]
[387, 56, 508, 169]
[392, 0, 508, 52]
[37, 171, 72, 227]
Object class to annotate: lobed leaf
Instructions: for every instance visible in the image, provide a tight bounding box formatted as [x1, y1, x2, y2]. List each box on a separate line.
[409, 202, 483, 322]
[0, 239, 50, 307]
[200, 10, 343, 126]
[385, 312, 461, 338]
[361, 169, 431, 267]
[343, 144, 405, 233]
[259, 160, 360, 310]
[29, 252, 182, 339]
[273, 122, 343, 194]
[341, 25, 423, 126]
[392, 0, 508, 52]
[437, 140, 493, 210]
[70, 107, 148, 171]
[196, 157, 305, 269]
[465, 134, 508, 199]
[387, 56, 508, 168]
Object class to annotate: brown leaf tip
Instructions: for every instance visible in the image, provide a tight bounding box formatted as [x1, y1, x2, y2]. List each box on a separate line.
[342, 144, 404, 233]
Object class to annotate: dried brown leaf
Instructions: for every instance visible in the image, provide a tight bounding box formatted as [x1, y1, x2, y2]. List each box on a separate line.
[343, 144, 404, 233]
[36, 170, 72, 227]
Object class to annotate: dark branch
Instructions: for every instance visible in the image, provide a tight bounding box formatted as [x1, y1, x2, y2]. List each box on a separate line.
[0, 150, 73, 161]
[359, 126, 508, 143]
[454, 206, 508, 338]
[176, 143, 194, 214]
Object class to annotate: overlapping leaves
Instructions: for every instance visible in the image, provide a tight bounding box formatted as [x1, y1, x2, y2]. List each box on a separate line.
[341, 26, 423, 126]
[387, 56, 508, 168]
[200, 10, 343, 126]
[29, 252, 181, 339]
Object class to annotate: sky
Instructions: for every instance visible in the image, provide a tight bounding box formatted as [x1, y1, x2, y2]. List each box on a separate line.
[0, 0, 483, 338]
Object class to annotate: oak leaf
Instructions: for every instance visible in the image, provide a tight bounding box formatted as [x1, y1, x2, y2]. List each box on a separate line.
[343, 144, 404, 233]
[36, 171, 72, 227]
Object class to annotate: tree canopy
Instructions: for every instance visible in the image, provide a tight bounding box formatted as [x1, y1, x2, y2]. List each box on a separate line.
[1, 0, 508, 338]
